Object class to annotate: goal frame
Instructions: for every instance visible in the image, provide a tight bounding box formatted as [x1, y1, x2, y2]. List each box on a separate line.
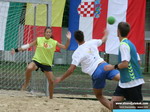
[0, 0, 51, 96]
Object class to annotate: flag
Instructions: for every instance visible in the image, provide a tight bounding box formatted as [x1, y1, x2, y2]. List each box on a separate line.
[0, 0, 66, 51]
[24, 0, 66, 51]
[68, 0, 145, 54]
[0, 2, 25, 51]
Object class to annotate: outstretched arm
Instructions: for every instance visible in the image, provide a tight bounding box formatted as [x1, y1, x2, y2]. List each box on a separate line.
[101, 29, 108, 43]
[57, 31, 71, 49]
[11, 39, 37, 54]
[104, 44, 129, 71]
[55, 64, 76, 84]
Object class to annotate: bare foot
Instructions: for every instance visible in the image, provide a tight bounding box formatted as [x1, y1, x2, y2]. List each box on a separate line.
[21, 84, 27, 91]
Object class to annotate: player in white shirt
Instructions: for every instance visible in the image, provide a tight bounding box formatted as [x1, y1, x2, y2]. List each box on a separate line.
[55, 30, 120, 110]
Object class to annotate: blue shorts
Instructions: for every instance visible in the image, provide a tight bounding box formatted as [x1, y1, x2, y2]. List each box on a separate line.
[92, 63, 119, 89]
[33, 60, 52, 72]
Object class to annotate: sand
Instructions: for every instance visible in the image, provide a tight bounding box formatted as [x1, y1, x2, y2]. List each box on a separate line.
[0, 90, 111, 112]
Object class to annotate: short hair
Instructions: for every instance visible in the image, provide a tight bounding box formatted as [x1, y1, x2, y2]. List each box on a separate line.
[74, 30, 84, 42]
[118, 22, 130, 37]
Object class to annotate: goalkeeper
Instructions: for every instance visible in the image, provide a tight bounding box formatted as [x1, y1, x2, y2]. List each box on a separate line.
[11, 27, 71, 99]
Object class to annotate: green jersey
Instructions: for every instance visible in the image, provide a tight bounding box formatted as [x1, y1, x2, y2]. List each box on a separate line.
[32, 37, 57, 66]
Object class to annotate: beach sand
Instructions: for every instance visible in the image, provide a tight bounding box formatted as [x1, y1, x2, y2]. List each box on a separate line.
[0, 90, 110, 112]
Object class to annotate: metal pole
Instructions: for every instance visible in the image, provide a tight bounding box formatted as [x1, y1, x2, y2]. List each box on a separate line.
[45, 2, 52, 96]
[144, 42, 150, 73]
[33, 4, 37, 40]
[47, 2, 51, 27]
[31, 4, 37, 92]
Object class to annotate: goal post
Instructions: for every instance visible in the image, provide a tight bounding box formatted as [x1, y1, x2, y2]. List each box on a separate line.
[0, 0, 51, 95]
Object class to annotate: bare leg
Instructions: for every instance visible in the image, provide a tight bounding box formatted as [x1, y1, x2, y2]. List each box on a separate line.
[112, 73, 120, 81]
[21, 62, 37, 90]
[93, 88, 111, 110]
[110, 73, 124, 109]
[111, 96, 124, 109]
[44, 71, 54, 99]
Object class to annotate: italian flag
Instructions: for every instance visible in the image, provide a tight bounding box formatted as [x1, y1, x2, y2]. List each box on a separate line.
[68, 0, 146, 54]
[0, 2, 25, 51]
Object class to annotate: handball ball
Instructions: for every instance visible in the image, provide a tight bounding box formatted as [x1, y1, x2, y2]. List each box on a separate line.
[107, 16, 115, 25]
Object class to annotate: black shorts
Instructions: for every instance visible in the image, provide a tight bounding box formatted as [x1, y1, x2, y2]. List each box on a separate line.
[113, 84, 143, 102]
[32, 60, 52, 72]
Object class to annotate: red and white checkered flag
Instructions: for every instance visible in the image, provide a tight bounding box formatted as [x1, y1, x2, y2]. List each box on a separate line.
[77, 2, 95, 17]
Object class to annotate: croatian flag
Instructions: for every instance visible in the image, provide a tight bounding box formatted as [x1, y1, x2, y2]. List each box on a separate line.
[68, 0, 145, 54]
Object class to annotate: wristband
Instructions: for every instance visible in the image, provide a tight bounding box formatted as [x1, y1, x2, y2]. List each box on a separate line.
[21, 44, 30, 50]
[15, 48, 19, 52]
[114, 64, 119, 69]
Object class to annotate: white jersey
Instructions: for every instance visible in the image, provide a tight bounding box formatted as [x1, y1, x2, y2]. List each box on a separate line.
[71, 39, 104, 76]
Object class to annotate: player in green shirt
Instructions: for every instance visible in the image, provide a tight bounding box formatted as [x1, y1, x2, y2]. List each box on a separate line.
[11, 27, 71, 99]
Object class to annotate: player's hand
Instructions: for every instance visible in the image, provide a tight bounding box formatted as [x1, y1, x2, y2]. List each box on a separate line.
[54, 77, 62, 84]
[104, 64, 114, 71]
[11, 49, 15, 55]
[66, 31, 71, 40]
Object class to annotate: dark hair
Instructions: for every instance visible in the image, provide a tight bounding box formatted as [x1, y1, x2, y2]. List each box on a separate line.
[44, 27, 52, 32]
[44, 27, 53, 38]
[118, 22, 130, 37]
[74, 30, 84, 42]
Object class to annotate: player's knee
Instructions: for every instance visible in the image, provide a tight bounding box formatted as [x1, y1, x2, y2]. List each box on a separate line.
[48, 79, 54, 85]
[26, 66, 34, 72]
[113, 73, 120, 81]
[50, 81, 54, 85]
[95, 93, 103, 99]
